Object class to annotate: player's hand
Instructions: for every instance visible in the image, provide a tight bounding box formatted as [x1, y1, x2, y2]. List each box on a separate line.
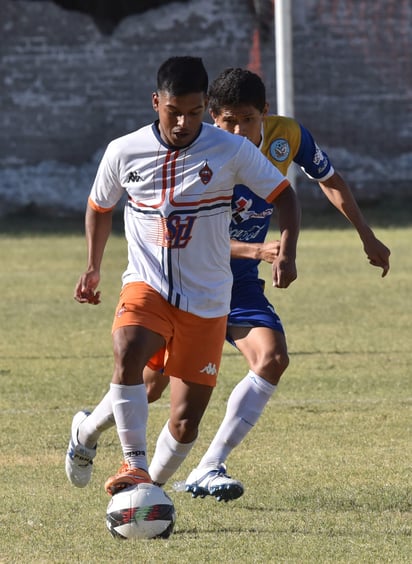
[74, 270, 101, 304]
[260, 240, 281, 264]
[363, 238, 391, 277]
[272, 255, 297, 288]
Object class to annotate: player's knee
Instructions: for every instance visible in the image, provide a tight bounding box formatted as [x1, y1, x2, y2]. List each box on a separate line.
[143, 368, 169, 403]
[112, 337, 143, 379]
[252, 350, 289, 384]
[168, 418, 198, 443]
[146, 382, 163, 403]
[273, 350, 289, 374]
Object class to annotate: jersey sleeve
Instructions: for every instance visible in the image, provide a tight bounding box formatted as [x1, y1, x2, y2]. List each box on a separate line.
[235, 138, 290, 203]
[88, 141, 125, 212]
[294, 124, 335, 182]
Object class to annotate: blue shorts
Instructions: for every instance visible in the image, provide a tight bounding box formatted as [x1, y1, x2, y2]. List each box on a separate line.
[227, 279, 284, 346]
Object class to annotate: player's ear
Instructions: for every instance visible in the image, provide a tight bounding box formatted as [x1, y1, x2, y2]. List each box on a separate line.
[152, 92, 159, 112]
[263, 102, 269, 116]
[209, 108, 218, 122]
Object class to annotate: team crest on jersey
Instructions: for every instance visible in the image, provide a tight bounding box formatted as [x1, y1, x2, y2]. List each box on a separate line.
[270, 138, 290, 162]
[199, 161, 213, 184]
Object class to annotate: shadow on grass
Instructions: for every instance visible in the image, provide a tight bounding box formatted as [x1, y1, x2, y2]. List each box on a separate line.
[1, 197, 411, 235]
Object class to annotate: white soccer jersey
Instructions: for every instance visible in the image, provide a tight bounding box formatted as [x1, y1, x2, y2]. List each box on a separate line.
[89, 122, 289, 317]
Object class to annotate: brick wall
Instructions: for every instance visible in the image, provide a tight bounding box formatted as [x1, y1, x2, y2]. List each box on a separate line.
[259, 0, 412, 203]
[0, 0, 410, 215]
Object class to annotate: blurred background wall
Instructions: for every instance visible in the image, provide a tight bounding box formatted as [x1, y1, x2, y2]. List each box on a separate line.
[1, 0, 411, 216]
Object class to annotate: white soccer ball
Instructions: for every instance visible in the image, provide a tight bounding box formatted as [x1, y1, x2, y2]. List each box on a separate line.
[106, 483, 176, 540]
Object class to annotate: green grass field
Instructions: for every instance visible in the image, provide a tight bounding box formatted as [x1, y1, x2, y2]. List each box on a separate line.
[0, 211, 411, 563]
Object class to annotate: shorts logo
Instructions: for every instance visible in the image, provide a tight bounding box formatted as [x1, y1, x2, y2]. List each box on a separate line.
[200, 362, 217, 375]
[270, 138, 290, 162]
[199, 161, 213, 185]
[116, 306, 127, 317]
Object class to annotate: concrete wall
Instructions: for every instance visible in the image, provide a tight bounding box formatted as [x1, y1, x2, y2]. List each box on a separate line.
[1, 0, 411, 216]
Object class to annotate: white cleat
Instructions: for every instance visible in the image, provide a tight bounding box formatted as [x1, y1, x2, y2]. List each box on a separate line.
[185, 464, 244, 502]
[65, 410, 97, 488]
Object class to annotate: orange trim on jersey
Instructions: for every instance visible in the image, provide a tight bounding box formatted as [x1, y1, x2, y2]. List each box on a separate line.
[88, 197, 115, 213]
[167, 150, 233, 208]
[265, 179, 291, 203]
[169, 149, 177, 195]
[126, 150, 233, 210]
[128, 193, 166, 210]
[130, 150, 175, 210]
[172, 193, 233, 206]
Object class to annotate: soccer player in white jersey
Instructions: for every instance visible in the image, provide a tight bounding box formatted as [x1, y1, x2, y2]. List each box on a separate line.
[65, 56, 300, 496]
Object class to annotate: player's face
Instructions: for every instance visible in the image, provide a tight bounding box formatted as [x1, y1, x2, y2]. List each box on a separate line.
[210, 103, 268, 147]
[152, 91, 208, 148]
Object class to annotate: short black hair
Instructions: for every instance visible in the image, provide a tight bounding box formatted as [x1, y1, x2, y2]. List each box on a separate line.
[208, 68, 266, 114]
[157, 56, 208, 96]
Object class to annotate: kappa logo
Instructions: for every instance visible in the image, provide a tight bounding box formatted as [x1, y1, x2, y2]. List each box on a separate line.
[126, 170, 144, 183]
[200, 362, 217, 375]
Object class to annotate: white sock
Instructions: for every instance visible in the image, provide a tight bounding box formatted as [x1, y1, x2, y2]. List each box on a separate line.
[78, 391, 115, 449]
[110, 383, 149, 472]
[197, 370, 276, 469]
[149, 421, 196, 485]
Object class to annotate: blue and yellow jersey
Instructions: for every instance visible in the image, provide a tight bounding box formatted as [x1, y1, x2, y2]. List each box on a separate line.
[230, 115, 334, 282]
[261, 115, 333, 180]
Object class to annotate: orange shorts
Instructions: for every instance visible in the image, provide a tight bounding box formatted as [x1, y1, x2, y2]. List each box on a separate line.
[112, 282, 227, 386]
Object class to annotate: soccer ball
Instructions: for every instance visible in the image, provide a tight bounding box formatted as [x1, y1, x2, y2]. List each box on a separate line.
[106, 483, 176, 540]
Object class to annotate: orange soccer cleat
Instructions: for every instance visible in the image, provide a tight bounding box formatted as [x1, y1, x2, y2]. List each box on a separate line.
[104, 461, 152, 496]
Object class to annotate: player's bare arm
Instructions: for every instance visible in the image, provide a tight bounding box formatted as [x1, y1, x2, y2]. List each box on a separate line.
[230, 239, 281, 262]
[318, 171, 391, 277]
[74, 204, 113, 304]
[271, 185, 300, 288]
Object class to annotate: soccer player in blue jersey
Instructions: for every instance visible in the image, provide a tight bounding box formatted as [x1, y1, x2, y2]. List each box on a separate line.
[146, 68, 391, 501]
